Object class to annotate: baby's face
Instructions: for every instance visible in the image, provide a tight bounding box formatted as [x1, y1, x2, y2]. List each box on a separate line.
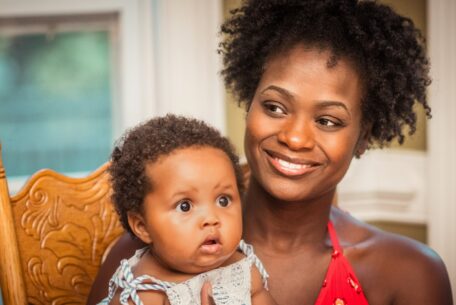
[137, 146, 242, 274]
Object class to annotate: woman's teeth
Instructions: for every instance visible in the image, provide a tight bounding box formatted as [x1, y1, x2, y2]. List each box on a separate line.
[277, 158, 311, 170]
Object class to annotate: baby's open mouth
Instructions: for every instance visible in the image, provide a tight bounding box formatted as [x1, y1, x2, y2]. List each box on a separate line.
[203, 239, 218, 245]
[200, 238, 222, 254]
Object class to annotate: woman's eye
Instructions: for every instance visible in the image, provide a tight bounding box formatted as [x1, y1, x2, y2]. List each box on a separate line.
[317, 117, 339, 127]
[263, 102, 286, 115]
[176, 200, 192, 212]
[216, 195, 231, 207]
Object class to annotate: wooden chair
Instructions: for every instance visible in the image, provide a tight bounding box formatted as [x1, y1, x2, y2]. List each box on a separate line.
[0, 144, 124, 305]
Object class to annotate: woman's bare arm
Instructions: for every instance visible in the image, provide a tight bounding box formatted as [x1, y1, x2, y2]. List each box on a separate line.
[86, 233, 146, 305]
[250, 265, 278, 305]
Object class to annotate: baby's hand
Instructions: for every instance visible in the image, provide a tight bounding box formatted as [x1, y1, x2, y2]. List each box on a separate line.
[200, 282, 216, 305]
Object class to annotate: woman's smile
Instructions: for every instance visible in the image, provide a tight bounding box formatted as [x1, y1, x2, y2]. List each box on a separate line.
[264, 149, 322, 177]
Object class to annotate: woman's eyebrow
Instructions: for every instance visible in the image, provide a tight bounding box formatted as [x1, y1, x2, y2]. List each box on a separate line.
[315, 101, 352, 119]
[261, 85, 295, 101]
[315, 100, 349, 112]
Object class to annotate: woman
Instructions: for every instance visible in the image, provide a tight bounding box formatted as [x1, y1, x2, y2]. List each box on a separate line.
[88, 1, 453, 304]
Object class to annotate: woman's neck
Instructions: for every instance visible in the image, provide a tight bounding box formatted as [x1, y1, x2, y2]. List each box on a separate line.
[242, 178, 335, 254]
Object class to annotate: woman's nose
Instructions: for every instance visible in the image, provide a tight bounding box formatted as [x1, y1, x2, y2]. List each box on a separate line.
[277, 120, 315, 151]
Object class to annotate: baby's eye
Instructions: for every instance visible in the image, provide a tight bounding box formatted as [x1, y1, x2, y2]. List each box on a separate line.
[176, 200, 192, 212]
[216, 195, 231, 207]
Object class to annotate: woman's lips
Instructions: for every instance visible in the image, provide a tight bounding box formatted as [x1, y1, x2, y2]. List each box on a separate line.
[266, 151, 320, 177]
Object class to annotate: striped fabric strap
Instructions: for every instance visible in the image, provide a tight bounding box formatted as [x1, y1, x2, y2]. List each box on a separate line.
[105, 258, 175, 305]
[238, 240, 270, 289]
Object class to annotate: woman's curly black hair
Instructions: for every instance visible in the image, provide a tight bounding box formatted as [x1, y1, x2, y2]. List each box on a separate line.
[219, 0, 431, 147]
[109, 114, 243, 236]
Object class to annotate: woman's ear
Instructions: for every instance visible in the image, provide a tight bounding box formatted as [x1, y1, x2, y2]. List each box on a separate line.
[355, 125, 371, 158]
[127, 212, 153, 244]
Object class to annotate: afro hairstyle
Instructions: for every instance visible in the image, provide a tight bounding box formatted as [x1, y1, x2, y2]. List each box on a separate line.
[219, 0, 431, 147]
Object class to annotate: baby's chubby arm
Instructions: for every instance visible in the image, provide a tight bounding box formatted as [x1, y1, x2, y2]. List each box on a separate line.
[250, 266, 278, 305]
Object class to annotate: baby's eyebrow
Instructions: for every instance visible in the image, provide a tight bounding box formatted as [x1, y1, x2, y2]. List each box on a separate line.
[212, 181, 237, 192]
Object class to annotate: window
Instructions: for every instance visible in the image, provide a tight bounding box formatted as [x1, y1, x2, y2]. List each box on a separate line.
[0, 0, 225, 195]
[0, 14, 118, 191]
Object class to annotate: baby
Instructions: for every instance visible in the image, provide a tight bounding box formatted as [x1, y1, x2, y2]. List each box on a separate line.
[99, 115, 276, 305]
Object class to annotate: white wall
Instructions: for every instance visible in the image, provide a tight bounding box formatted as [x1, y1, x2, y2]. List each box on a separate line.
[152, 0, 225, 131]
[427, 0, 456, 300]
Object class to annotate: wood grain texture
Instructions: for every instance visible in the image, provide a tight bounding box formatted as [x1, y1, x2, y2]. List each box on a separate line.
[0, 144, 28, 305]
[0, 145, 123, 305]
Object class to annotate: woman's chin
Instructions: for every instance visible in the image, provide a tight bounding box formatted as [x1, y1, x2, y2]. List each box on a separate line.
[263, 184, 310, 203]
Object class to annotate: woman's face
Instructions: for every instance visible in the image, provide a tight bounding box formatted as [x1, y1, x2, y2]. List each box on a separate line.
[245, 44, 367, 202]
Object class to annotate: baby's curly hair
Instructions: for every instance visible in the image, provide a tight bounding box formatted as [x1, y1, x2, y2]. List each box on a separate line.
[220, 0, 431, 147]
[109, 114, 243, 236]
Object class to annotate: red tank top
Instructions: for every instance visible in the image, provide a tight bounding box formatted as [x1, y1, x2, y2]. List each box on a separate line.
[314, 222, 370, 305]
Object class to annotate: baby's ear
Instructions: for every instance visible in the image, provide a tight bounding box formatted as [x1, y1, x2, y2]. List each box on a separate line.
[127, 212, 153, 244]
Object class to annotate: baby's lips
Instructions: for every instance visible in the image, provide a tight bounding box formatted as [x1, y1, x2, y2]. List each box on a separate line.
[200, 243, 222, 255]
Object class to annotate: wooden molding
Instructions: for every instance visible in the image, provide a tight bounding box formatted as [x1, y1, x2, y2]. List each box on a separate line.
[338, 150, 427, 224]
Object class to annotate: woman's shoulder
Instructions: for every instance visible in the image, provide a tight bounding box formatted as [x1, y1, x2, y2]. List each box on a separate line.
[331, 207, 453, 305]
[331, 207, 444, 265]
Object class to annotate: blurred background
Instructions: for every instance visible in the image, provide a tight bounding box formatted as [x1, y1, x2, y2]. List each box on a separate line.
[0, 0, 454, 302]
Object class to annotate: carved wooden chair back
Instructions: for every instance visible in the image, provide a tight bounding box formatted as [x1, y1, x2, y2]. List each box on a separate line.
[0, 145, 123, 305]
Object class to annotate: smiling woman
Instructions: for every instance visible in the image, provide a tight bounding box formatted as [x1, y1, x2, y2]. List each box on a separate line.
[89, 1, 453, 305]
[245, 46, 366, 203]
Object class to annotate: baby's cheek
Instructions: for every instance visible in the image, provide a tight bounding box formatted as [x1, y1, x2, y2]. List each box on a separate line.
[226, 216, 243, 248]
